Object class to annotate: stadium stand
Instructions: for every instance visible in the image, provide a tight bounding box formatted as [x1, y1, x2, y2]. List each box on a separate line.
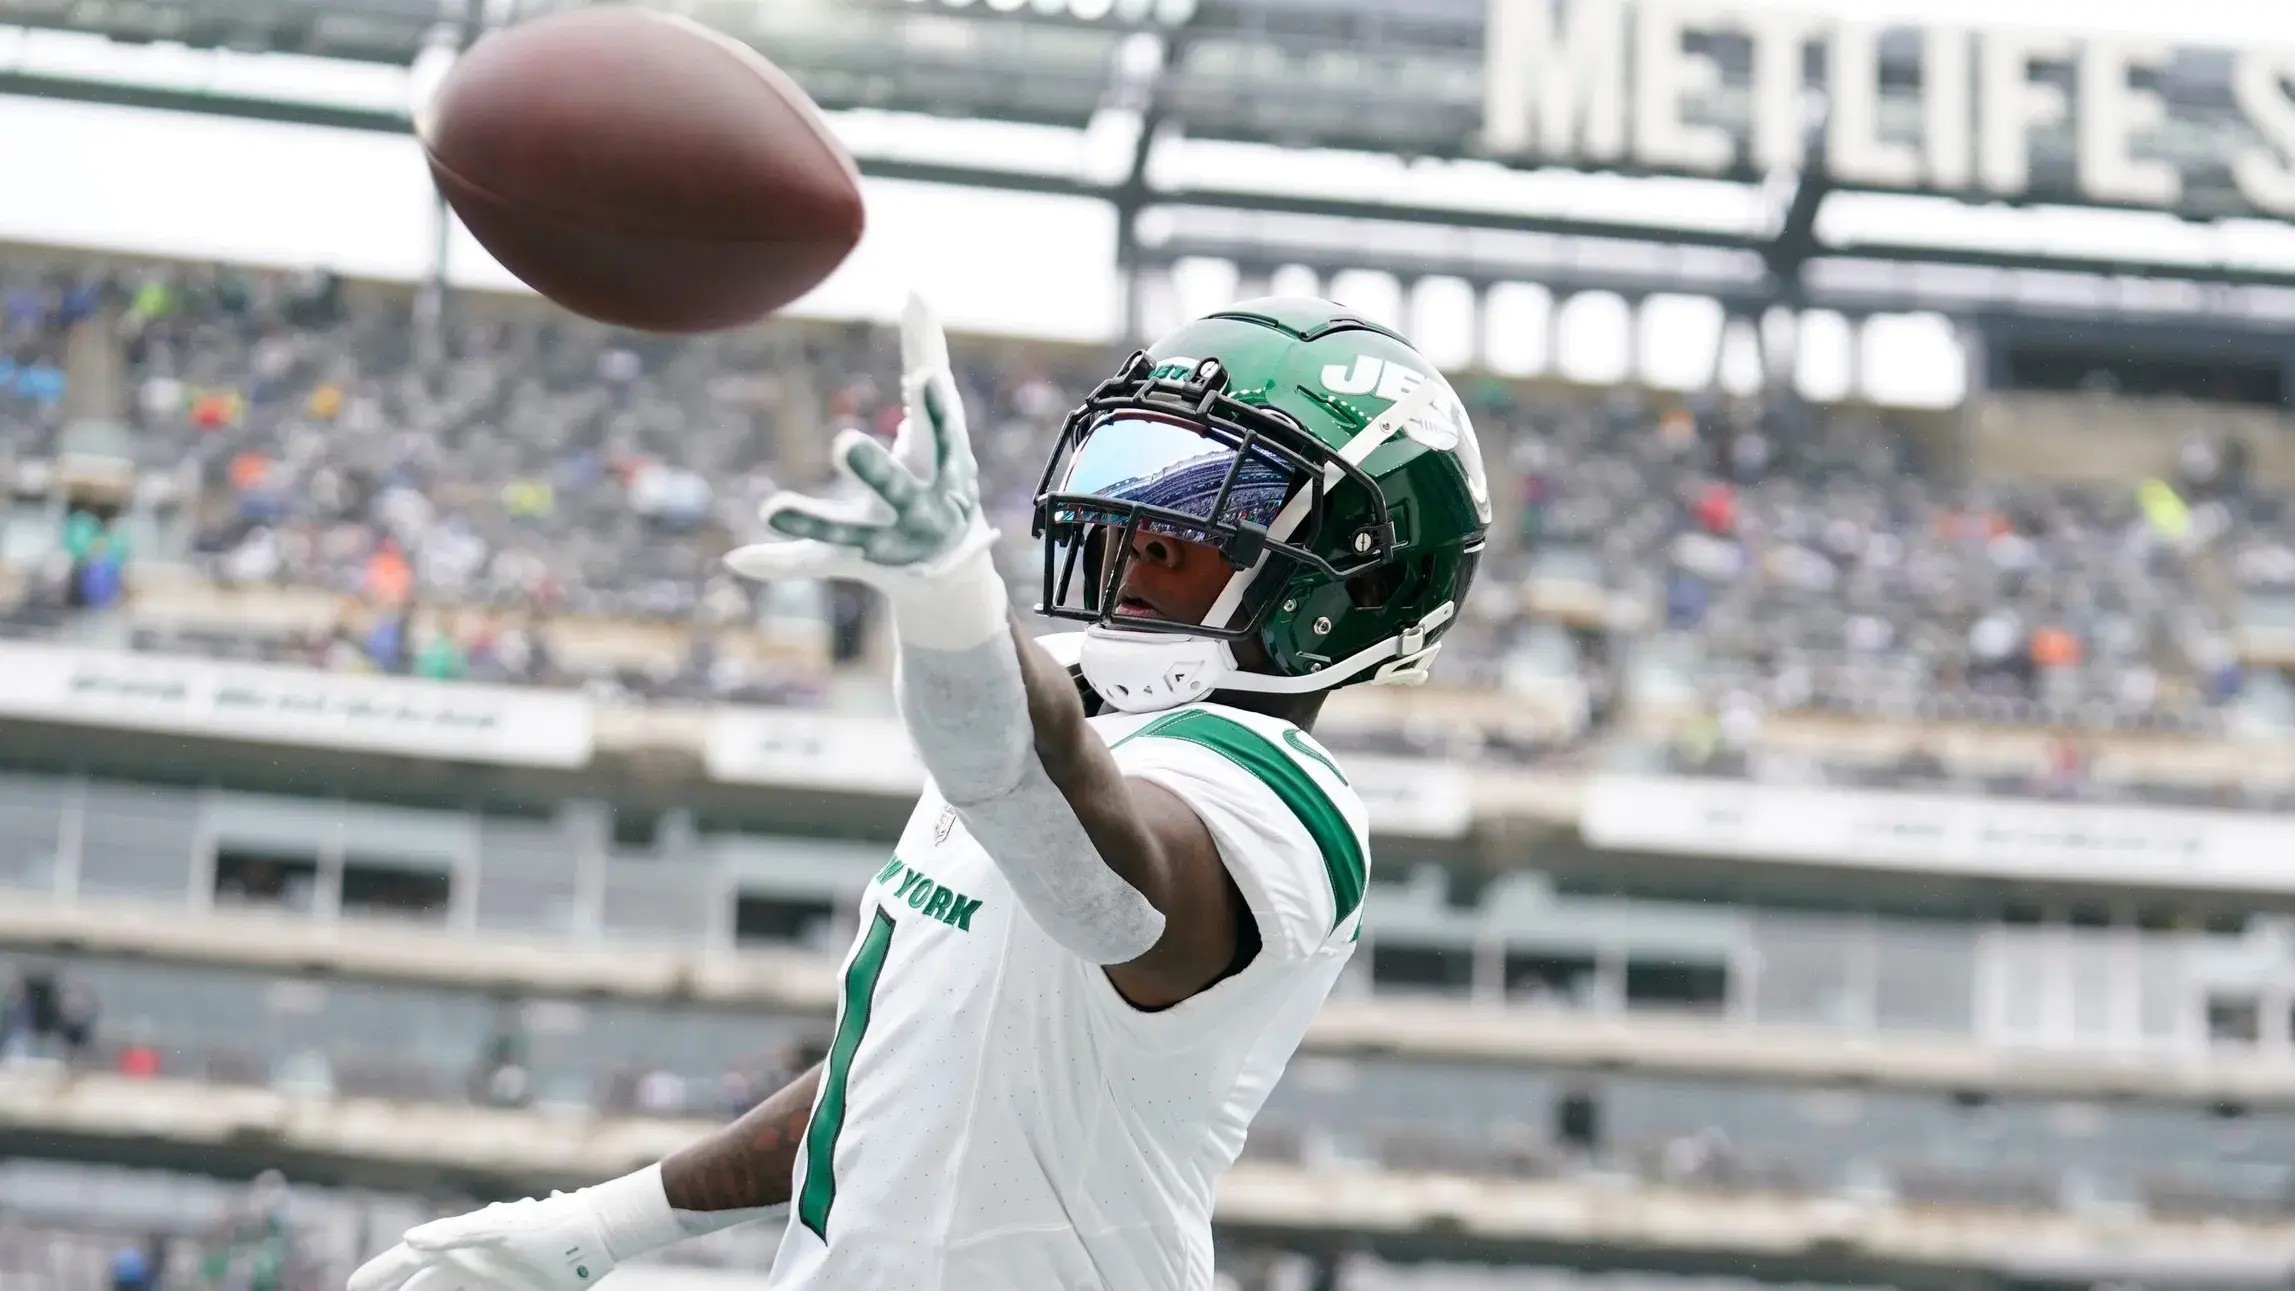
[10, 943, 2295, 1223]
[12, 21, 2295, 1288]
[5, 250, 2295, 812]
[13, 764, 2295, 1069]
[12, 245, 2295, 1290]
[13, 0, 2295, 1285]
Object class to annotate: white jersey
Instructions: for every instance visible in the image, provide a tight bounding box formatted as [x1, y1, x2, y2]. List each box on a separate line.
[764, 700, 1369, 1291]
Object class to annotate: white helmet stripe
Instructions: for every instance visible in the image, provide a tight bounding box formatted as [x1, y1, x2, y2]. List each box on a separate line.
[1198, 375, 1447, 631]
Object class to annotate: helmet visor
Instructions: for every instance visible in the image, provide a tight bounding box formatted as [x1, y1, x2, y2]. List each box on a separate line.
[1053, 413, 1299, 546]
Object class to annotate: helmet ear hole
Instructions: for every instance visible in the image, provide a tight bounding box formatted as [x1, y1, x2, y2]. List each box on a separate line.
[1346, 557, 1430, 611]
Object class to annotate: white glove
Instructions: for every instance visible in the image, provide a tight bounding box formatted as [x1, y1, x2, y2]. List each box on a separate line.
[724, 292, 1007, 652]
[347, 1167, 686, 1291]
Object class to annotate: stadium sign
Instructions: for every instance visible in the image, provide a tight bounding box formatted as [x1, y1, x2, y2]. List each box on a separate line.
[1584, 775, 2295, 892]
[1340, 756, 1473, 840]
[1483, 0, 2295, 217]
[706, 708, 927, 796]
[0, 643, 593, 767]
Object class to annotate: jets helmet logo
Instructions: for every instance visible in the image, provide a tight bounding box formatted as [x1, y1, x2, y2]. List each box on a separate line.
[1319, 355, 1464, 449]
[1320, 355, 1490, 522]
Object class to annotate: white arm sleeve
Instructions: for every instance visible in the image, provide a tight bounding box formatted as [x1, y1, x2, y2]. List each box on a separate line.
[895, 630, 1167, 965]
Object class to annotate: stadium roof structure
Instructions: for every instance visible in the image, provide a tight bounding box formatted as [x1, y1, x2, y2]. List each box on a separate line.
[5, 0, 2295, 339]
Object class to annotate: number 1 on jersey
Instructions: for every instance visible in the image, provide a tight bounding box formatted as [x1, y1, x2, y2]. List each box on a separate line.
[798, 907, 896, 1240]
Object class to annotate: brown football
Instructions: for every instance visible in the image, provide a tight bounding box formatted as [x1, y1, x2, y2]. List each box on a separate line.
[416, 7, 864, 333]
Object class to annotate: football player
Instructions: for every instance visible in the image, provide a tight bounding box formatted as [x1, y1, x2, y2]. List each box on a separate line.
[347, 295, 1488, 1291]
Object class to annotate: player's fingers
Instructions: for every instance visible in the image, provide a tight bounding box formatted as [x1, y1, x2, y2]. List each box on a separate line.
[396, 1259, 488, 1291]
[401, 1210, 509, 1253]
[397, 1251, 533, 1291]
[346, 1243, 427, 1291]
[899, 374, 939, 481]
[887, 416, 935, 483]
[834, 429, 921, 510]
[724, 538, 851, 583]
[760, 483, 888, 530]
[898, 293, 966, 474]
[915, 371, 973, 478]
[759, 500, 885, 550]
[899, 291, 951, 380]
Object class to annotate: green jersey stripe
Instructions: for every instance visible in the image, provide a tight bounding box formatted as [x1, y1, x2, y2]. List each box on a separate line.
[798, 906, 896, 1239]
[1119, 710, 1366, 930]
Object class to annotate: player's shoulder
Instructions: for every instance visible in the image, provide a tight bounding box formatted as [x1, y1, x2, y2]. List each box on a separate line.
[1093, 703, 1358, 807]
[1099, 702, 1368, 952]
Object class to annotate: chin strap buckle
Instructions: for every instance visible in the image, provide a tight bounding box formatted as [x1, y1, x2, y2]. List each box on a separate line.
[1396, 600, 1456, 658]
[1373, 601, 1456, 687]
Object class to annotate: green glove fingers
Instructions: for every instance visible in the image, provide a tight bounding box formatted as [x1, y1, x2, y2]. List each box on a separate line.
[840, 433, 923, 512]
[763, 506, 878, 550]
[737, 292, 990, 582]
[920, 374, 962, 474]
[764, 492, 970, 570]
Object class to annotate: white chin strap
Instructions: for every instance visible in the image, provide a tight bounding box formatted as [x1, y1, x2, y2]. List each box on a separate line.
[1075, 599, 1454, 715]
[1077, 628, 1241, 713]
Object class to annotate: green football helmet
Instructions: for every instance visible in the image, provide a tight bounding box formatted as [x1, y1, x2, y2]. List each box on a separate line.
[1032, 297, 1491, 713]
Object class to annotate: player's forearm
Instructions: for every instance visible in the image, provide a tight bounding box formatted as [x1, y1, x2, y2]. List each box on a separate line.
[1004, 612, 1091, 768]
[888, 591, 1165, 964]
[1004, 612, 1159, 891]
[660, 1063, 821, 1213]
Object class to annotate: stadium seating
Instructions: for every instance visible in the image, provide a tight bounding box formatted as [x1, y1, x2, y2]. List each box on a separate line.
[4, 1061, 2293, 1291]
[11, 814, 2295, 1231]
[12, 0, 2295, 1284]
[5, 250, 2294, 814]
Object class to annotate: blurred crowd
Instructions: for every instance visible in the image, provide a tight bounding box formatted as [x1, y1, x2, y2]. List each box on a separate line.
[2, 254, 2293, 798]
[462, 1000, 823, 1124]
[0, 963, 98, 1065]
[1517, 393, 2255, 732]
[0, 1166, 312, 1291]
[6, 974, 2288, 1240]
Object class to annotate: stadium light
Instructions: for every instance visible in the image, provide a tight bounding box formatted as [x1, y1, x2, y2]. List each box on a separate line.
[1170, 255, 1241, 320]
[1407, 276, 1478, 372]
[1717, 318, 1764, 395]
[1483, 283, 1552, 377]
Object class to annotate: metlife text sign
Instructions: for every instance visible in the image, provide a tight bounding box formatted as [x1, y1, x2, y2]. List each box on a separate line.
[1483, 0, 2295, 217]
[0, 643, 593, 768]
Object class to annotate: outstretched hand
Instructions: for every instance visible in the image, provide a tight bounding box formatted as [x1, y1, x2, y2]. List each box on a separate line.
[347, 1193, 618, 1291]
[724, 293, 994, 590]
